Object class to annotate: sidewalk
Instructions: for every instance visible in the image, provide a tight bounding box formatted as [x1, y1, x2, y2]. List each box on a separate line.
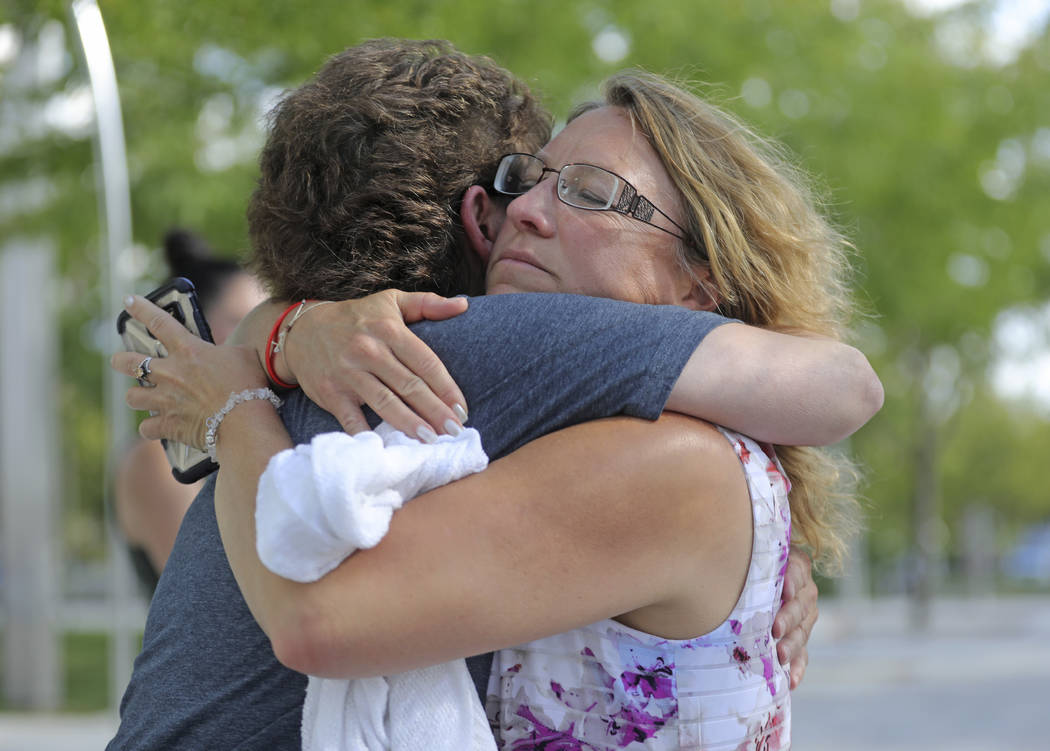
[793, 595, 1050, 750]
[1, 595, 1047, 750]
[0, 712, 117, 751]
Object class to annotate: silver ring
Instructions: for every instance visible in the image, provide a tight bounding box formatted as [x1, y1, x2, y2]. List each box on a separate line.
[135, 356, 153, 386]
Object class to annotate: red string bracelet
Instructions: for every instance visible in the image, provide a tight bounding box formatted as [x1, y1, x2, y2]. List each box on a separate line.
[265, 300, 306, 390]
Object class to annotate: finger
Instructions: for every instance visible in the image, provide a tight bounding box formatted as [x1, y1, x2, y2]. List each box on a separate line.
[782, 548, 810, 601]
[340, 327, 464, 434]
[350, 370, 444, 443]
[772, 592, 803, 640]
[775, 618, 806, 667]
[776, 548, 815, 637]
[389, 331, 468, 424]
[122, 294, 195, 351]
[323, 395, 372, 436]
[137, 412, 202, 447]
[137, 413, 165, 441]
[394, 291, 469, 323]
[361, 293, 468, 418]
[800, 592, 819, 639]
[298, 372, 384, 436]
[112, 351, 150, 378]
[125, 384, 162, 412]
[780, 567, 797, 601]
[375, 353, 464, 436]
[789, 647, 809, 690]
[785, 547, 813, 588]
[112, 350, 169, 384]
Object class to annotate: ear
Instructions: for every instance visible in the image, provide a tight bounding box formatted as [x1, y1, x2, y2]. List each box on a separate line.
[678, 265, 720, 312]
[460, 185, 507, 265]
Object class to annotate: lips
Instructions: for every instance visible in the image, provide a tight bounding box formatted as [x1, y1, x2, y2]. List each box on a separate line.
[489, 249, 549, 274]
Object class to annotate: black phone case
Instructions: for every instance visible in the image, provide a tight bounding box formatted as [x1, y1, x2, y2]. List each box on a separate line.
[116, 277, 219, 484]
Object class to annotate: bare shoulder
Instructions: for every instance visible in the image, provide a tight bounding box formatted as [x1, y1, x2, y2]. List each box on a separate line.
[630, 414, 751, 550]
[623, 413, 746, 494]
[503, 413, 745, 519]
[610, 414, 754, 638]
[522, 413, 752, 602]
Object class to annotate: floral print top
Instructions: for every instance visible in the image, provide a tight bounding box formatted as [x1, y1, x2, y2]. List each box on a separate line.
[485, 428, 792, 750]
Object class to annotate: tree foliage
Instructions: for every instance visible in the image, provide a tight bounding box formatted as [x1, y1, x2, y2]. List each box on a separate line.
[3, 0, 1048, 584]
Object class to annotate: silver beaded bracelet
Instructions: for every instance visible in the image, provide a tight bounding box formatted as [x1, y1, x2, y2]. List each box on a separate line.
[204, 387, 283, 462]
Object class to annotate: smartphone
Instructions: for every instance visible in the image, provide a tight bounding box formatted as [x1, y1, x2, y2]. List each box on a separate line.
[116, 277, 218, 484]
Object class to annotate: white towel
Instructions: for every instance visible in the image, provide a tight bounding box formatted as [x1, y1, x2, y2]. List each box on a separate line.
[254, 423, 494, 751]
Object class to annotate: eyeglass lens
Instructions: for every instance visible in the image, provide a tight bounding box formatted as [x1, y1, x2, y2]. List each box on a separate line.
[557, 166, 620, 210]
[495, 154, 621, 211]
[493, 154, 543, 194]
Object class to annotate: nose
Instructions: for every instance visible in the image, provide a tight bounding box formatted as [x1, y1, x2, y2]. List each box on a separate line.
[506, 177, 557, 238]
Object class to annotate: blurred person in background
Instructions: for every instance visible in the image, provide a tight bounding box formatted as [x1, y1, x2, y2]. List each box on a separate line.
[113, 228, 264, 594]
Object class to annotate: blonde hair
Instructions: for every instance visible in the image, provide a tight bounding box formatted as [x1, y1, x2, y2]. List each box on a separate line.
[572, 71, 860, 572]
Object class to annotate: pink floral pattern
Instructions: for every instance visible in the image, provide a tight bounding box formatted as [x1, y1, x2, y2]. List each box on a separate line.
[487, 429, 792, 750]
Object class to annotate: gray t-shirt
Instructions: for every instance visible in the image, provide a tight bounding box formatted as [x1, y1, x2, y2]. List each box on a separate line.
[109, 293, 728, 750]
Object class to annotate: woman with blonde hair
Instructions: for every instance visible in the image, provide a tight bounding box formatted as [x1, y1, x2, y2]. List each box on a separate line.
[116, 67, 874, 750]
[579, 70, 861, 573]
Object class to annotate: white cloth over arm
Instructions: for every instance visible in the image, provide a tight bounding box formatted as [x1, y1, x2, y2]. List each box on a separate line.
[254, 423, 494, 751]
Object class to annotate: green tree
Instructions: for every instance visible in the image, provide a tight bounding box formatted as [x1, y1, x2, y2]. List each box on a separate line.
[3, 0, 1048, 610]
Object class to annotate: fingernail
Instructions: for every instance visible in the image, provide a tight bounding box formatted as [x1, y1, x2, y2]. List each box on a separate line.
[416, 425, 438, 444]
[443, 418, 462, 437]
[452, 403, 468, 423]
[124, 295, 135, 308]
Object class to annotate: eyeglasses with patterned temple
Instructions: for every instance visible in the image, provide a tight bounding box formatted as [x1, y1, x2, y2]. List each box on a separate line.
[493, 152, 690, 242]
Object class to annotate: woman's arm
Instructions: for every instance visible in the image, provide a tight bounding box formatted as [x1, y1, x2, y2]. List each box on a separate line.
[252, 292, 883, 447]
[211, 410, 748, 679]
[668, 323, 884, 446]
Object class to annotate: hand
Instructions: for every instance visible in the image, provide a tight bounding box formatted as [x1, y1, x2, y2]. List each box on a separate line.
[772, 547, 818, 690]
[111, 295, 268, 448]
[278, 290, 469, 440]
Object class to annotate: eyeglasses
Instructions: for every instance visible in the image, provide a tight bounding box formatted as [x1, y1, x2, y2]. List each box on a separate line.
[493, 153, 690, 242]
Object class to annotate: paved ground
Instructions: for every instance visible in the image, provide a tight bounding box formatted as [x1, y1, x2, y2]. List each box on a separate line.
[1, 595, 1047, 750]
[794, 636, 1048, 749]
[793, 595, 1050, 750]
[0, 712, 117, 751]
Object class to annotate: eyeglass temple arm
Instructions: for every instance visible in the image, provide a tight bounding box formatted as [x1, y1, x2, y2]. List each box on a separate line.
[617, 185, 686, 236]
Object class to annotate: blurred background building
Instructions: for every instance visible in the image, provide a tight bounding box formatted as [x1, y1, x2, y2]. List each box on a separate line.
[1, 0, 1048, 747]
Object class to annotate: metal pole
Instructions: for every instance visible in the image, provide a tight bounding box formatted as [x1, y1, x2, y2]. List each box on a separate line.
[69, 0, 138, 709]
[0, 242, 61, 710]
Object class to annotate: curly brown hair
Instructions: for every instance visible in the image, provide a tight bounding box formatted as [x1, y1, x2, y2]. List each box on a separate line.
[247, 39, 551, 301]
